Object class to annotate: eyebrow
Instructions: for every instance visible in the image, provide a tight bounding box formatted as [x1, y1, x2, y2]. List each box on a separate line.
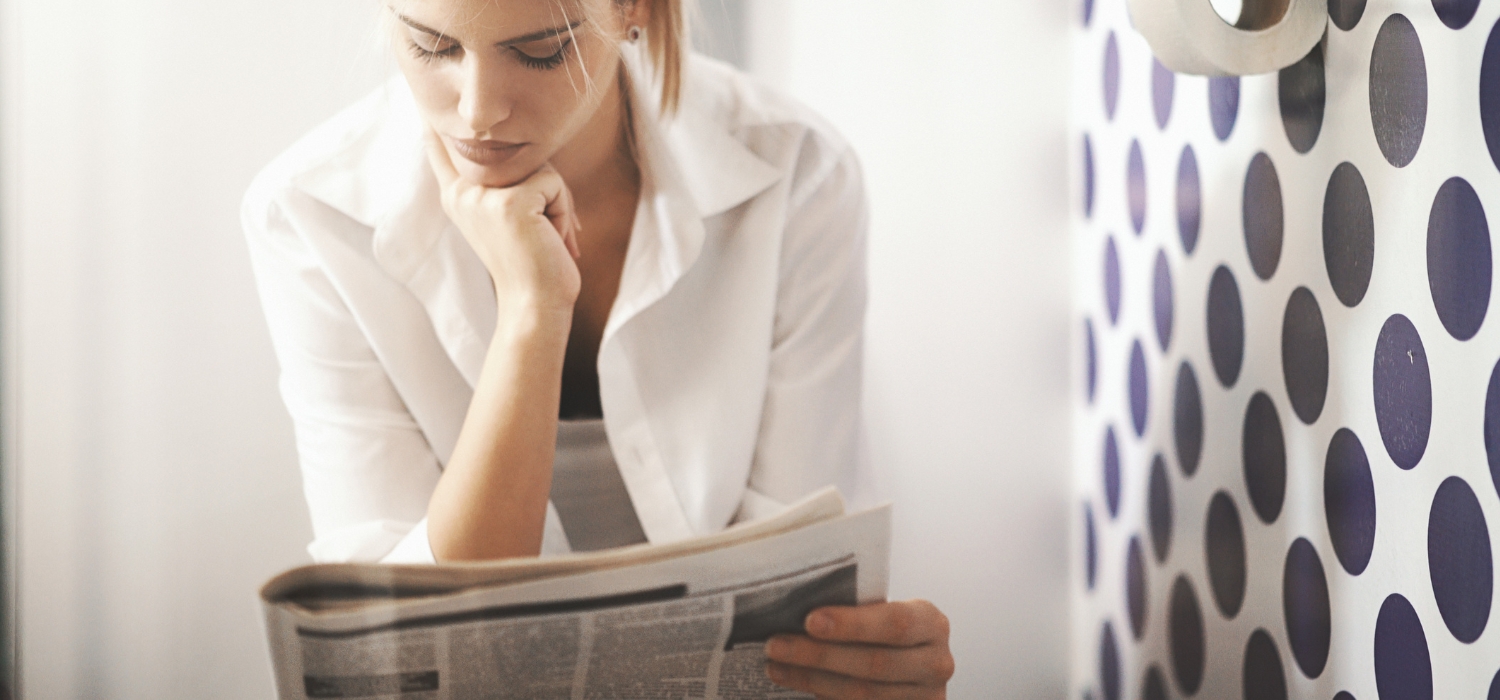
[395, 14, 584, 47]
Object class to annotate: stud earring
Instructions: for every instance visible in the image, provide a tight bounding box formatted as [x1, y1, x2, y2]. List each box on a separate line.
[627, 25, 642, 43]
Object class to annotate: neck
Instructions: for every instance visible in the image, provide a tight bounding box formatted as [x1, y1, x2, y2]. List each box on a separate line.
[549, 69, 640, 211]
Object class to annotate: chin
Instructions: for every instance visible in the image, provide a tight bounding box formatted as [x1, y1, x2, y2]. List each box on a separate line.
[453, 159, 533, 189]
[442, 138, 549, 189]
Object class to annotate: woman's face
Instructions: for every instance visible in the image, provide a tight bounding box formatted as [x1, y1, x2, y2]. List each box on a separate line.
[389, 0, 629, 187]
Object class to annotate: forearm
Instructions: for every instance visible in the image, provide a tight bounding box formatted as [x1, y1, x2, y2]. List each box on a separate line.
[425, 307, 571, 561]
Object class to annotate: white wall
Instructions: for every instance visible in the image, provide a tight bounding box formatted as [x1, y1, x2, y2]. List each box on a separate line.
[2, 0, 390, 695]
[2, 0, 1073, 696]
[746, 2, 1074, 696]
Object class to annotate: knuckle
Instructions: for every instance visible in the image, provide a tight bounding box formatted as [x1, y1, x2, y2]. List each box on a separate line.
[932, 609, 950, 640]
[533, 169, 562, 190]
[927, 651, 956, 682]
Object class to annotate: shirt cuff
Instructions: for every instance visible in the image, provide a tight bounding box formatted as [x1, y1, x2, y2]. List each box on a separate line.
[380, 517, 437, 564]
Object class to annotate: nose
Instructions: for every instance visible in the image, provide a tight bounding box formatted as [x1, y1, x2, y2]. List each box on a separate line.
[455, 53, 512, 136]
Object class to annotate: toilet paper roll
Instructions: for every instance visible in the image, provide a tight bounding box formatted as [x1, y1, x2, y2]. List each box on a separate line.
[1127, 0, 1327, 76]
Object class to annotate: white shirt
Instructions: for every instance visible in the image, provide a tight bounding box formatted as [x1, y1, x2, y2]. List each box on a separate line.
[242, 47, 872, 564]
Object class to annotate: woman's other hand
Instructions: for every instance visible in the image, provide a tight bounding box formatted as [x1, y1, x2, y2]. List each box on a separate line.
[765, 599, 954, 699]
[424, 129, 583, 316]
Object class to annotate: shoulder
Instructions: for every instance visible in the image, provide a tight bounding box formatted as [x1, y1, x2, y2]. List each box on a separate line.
[678, 54, 863, 203]
[242, 76, 420, 233]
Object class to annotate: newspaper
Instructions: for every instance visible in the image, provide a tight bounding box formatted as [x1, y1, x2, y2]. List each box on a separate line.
[260, 488, 891, 699]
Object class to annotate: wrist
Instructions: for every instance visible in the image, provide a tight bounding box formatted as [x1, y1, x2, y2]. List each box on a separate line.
[492, 300, 572, 346]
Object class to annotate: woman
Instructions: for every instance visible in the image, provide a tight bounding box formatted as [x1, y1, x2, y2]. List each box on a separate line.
[244, 0, 953, 695]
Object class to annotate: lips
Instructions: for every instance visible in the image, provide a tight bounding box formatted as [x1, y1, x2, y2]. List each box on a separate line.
[449, 137, 527, 167]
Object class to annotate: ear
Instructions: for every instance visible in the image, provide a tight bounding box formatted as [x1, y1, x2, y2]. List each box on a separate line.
[617, 0, 651, 31]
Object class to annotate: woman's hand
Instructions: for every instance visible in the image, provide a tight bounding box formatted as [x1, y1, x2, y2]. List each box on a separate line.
[420, 130, 584, 561]
[424, 129, 584, 316]
[765, 599, 954, 699]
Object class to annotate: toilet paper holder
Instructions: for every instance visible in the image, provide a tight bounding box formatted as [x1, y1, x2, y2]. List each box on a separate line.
[1128, 0, 1328, 76]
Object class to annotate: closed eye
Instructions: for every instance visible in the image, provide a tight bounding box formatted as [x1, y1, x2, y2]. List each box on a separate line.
[511, 39, 572, 71]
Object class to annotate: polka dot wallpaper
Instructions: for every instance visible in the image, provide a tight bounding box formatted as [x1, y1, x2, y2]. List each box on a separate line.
[1071, 2, 1500, 698]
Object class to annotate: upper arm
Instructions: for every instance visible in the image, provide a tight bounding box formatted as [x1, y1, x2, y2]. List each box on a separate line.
[745, 133, 872, 514]
[242, 188, 441, 562]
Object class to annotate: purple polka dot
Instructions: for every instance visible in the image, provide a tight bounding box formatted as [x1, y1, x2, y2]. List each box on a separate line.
[1142, 666, 1167, 700]
[1428, 476, 1492, 643]
[1105, 33, 1120, 121]
[1432, 0, 1479, 29]
[1490, 668, 1500, 700]
[1330, 0, 1367, 30]
[1488, 359, 1500, 501]
[1207, 491, 1248, 618]
[1130, 340, 1149, 438]
[1105, 426, 1121, 519]
[1427, 177, 1491, 341]
[1154, 251, 1174, 351]
[1335, 693, 1356, 700]
[1282, 287, 1329, 424]
[1100, 621, 1120, 700]
[1153, 59, 1174, 130]
[1127, 536, 1148, 640]
[1244, 153, 1285, 281]
[1485, 21, 1500, 175]
[1086, 318, 1098, 403]
[1374, 594, 1432, 700]
[1279, 42, 1326, 154]
[1325, 428, 1377, 576]
[1370, 15, 1427, 168]
[1243, 629, 1289, 700]
[1128, 140, 1147, 235]
[1086, 502, 1098, 590]
[1082, 0, 1095, 26]
[1105, 236, 1122, 326]
[1373, 315, 1432, 470]
[1324, 162, 1376, 308]
[1243, 392, 1287, 524]
[1178, 146, 1201, 255]
[1283, 538, 1332, 678]
[1149, 455, 1173, 563]
[1210, 77, 1240, 141]
[1174, 362, 1203, 477]
[1084, 134, 1096, 218]
[1208, 265, 1245, 387]
[1170, 576, 1205, 695]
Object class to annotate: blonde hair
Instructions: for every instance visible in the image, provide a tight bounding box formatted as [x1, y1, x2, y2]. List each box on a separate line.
[380, 0, 689, 115]
[602, 0, 688, 115]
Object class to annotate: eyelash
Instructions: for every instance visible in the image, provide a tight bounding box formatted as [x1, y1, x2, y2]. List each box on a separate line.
[407, 39, 573, 71]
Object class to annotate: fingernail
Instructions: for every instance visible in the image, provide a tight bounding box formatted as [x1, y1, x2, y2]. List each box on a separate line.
[765, 663, 786, 684]
[805, 611, 831, 635]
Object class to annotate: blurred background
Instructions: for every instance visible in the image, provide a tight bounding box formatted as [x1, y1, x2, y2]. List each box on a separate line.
[0, 0, 1072, 696]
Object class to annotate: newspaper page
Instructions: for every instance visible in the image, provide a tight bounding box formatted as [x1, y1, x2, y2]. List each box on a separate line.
[262, 493, 890, 700]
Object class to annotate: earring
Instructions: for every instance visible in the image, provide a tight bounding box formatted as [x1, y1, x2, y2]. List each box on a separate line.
[627, 25, 642, 43]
